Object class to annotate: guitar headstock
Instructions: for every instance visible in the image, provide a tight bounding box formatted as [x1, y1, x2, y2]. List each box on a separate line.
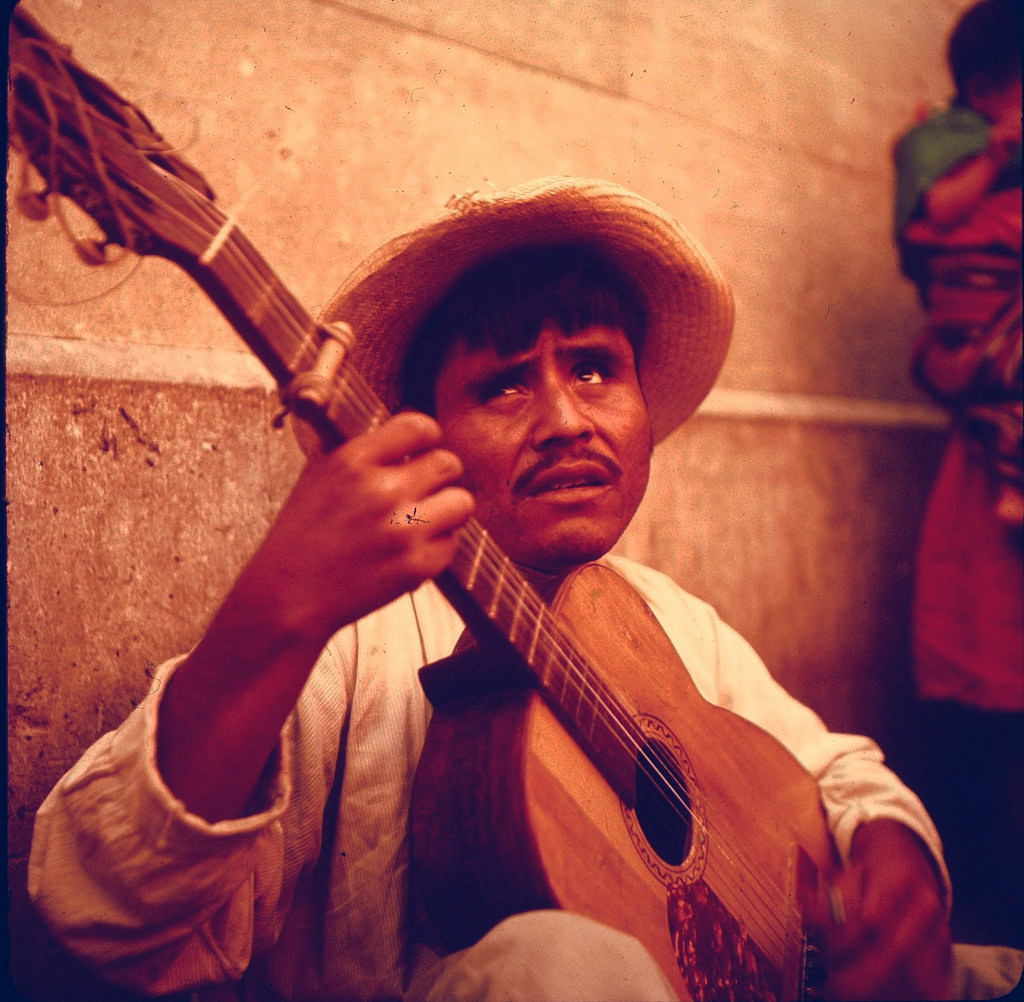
[8, 7, 221, 265]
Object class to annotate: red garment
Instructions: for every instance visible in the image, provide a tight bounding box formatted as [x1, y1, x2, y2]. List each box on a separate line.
[913, 428, 1024, 710]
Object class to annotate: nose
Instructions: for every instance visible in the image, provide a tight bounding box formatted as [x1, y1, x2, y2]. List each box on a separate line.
[530, 379, 595, 449]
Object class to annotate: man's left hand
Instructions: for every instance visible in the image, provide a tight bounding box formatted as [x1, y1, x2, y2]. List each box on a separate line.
[813, 818, 953, 1001]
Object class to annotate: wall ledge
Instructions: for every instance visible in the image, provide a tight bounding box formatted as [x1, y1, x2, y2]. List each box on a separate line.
[7, 332, 948, 431]
[698, 386, 948, 430]
[7, 332, 276, 391]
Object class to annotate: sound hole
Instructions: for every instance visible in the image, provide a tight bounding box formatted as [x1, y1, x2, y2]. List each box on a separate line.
[635, 738, 692, 866]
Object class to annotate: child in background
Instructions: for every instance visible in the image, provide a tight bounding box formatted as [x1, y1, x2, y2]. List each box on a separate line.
[893, 0, 1022, 525]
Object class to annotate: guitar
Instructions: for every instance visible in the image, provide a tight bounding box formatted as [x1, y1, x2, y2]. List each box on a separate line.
[9, 10, 836, 999]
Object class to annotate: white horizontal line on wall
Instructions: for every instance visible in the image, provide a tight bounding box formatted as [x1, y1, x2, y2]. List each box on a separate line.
[698, 387, 948, 429]
[7, 332, 276, 390]
[8, 333, 949, 430]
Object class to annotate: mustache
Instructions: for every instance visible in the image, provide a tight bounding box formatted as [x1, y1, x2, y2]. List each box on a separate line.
[513, 448, 622, 494]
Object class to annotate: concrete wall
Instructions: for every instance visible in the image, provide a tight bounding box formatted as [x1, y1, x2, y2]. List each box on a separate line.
[7, 0, 968, 998]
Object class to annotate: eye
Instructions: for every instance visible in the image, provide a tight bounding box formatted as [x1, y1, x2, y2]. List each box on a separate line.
[479, 374, 525, 402]
[575, 362, 608, 384]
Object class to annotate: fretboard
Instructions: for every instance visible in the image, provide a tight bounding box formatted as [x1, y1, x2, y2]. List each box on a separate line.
[190, 223, 643, 801]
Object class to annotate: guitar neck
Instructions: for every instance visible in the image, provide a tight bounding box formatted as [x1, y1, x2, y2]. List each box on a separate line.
[173, 193, 646, 804]
[179, 223, 334, 396]
[195, 226, 640, 800]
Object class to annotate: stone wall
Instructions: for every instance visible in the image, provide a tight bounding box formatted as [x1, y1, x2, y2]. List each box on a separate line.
[7, 1, 967, 997]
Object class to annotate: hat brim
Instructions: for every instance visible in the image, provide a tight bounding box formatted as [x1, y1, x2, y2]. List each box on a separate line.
[320, 177, 734, 444]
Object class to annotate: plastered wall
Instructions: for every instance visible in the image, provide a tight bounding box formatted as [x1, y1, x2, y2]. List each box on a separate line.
[7, 1, 969, 998]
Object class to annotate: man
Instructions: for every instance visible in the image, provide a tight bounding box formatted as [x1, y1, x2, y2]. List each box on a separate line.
[30, 178, 954, 1001]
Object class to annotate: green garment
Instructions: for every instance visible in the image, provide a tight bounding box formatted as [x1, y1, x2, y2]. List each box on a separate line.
[892, 103, 1022, 239]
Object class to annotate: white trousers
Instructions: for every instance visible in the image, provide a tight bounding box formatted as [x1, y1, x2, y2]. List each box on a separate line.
[406, 911, 678, 1002]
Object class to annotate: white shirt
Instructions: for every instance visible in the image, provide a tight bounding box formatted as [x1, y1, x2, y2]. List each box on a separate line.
[28, 556, 946, 1001]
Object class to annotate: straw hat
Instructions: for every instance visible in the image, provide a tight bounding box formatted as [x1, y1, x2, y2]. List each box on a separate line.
[319, 176, 734, 444]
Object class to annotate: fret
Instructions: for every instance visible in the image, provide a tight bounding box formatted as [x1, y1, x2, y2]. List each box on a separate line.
[533, 616, 557, 688]
[556, 654, 579, 721]
[287, 322, 324, 375]
[198, 213, 236, 266]
[486, 554, 507, 620]
[325, 369, 385, 441]
[508, 583, 526, 649]
[465, 529, 487, 593]
[526, 603, 545, 668]
[557, 653, 608, 750]
[241, 268, 277, 329]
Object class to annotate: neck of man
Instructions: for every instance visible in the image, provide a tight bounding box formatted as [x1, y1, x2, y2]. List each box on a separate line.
[513, 561, 575, 604]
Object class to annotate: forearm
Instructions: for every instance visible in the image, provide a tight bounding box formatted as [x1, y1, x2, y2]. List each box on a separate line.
[850, 818, 947, 905]
[157, 559, 334, 823]
[821, 817, 953, 1000]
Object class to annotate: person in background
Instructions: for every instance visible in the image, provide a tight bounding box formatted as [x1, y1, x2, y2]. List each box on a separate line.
[894, 0, 1022, 526]
[892, 0, 1024, 953]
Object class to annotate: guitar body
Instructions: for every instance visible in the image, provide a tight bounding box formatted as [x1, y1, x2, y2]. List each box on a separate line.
[411, 564, 836, 1002]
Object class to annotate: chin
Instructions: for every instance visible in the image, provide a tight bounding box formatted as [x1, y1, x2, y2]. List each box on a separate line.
[521, 530, 622, 575]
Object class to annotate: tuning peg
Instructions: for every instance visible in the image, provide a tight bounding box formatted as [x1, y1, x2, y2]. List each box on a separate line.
[74, 238, 110, 267]
[16, 188, 51, 222]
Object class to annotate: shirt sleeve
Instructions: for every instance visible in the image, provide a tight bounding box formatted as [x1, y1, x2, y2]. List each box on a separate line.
[27, 634, 354, 996]
[711, 614, 947, 882]
[605, 555, 951, 901]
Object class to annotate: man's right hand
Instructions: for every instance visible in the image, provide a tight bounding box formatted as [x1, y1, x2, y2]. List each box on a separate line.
[247, 411, 474, 648]
[155, 411, 473, 822]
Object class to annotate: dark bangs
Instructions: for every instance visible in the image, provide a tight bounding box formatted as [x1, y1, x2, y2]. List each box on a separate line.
[398, 244, 647, 414]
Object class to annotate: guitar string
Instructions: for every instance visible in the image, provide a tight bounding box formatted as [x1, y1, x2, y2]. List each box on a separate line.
[49, 98, 806, 956]
[201, 221, 805, 960]
[49, 48, 138, 263]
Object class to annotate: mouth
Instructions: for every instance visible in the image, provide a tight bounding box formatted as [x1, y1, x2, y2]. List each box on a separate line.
[518, 460, 616, 498]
